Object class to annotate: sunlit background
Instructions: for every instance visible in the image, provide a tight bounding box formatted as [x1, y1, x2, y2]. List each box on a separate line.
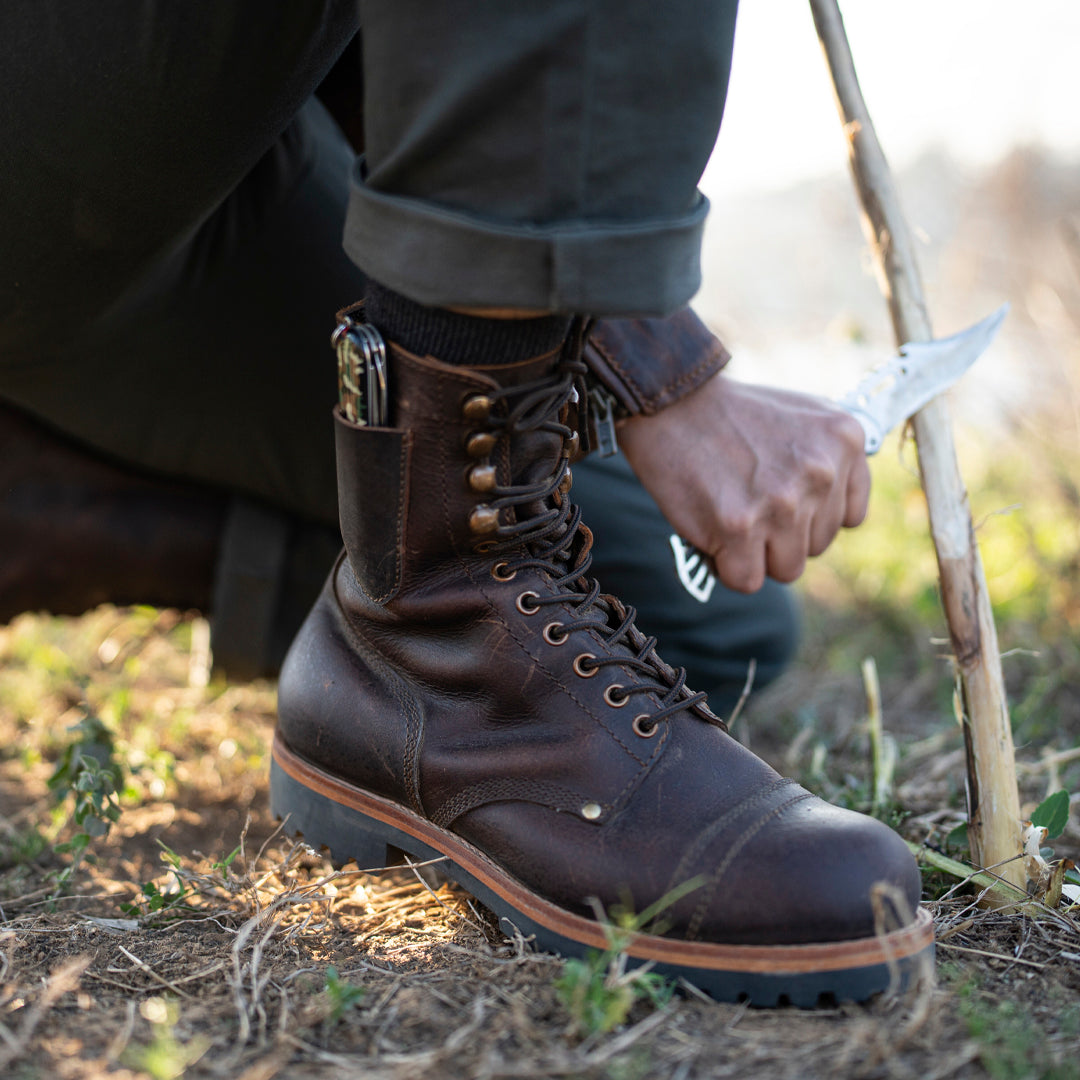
[694, 0, 1080, 434]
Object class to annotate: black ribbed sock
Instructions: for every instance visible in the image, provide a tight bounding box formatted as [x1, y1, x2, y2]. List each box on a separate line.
[364, 279, 571, 366]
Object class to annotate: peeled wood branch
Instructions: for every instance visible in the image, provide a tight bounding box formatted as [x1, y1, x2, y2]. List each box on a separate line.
[809, 0, 1024, 893]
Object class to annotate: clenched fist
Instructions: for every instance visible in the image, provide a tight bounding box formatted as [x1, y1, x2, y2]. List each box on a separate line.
[616, 374, 870, 593]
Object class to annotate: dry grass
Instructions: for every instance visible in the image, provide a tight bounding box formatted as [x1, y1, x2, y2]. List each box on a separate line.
[2, 605, 1080, 1080]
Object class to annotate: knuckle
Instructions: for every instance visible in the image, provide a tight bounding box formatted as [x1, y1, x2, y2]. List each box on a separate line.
[803, 457, 836, 493]
[832, 411, 866, 451]
[717, 509, 757, 541]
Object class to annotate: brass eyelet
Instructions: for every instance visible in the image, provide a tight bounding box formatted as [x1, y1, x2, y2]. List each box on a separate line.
[632, 714, 659, 739]
[543, 621, 568, 646]
[604, 684, 628, 708]
[466, 431, 497, 458]
[474, 540, 496, 554]
[491, 561, 516, 582]
[515, 591, 541, 615]
[469, 463, 497, 493]
[462, 394, 493, 422]
[573, 653, 598, 678]
[469, 505, 499, 534]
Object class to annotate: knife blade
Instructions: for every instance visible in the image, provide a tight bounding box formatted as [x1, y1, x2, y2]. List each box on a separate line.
[838, 303, 1008, 454]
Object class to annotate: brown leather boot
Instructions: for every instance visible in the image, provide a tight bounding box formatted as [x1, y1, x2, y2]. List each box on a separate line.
[272, 323, 933, 1004]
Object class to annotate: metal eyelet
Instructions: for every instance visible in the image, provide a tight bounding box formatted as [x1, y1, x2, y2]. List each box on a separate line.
[573, 653, 598, 678]
[491, 561, 516, 582]
[466, 431, 497, 458]
[515, 591, 541, 615]
[632, 714, 659, 739]
[462, 394, 493, 422]
[604, 684, 628, 708]
[469, 505, 499, 534]
[469, 464, 497, 493]
[543, 621, 569, 646]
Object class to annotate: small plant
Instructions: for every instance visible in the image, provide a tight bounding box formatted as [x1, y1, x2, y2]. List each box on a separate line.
[952, 972, 1077, 1080]
[1026, 789, 1080, 905]
[556, 949, 673, 1040]
[121, 844, 200, 922]
[45, 708, 126, 886]
[121, 996, 209, 1080]
[555, 882, 700, 1039]
[914, 788, 1079, 907]
[323, 966, 366, 1025]
[0, 825, 48, 871]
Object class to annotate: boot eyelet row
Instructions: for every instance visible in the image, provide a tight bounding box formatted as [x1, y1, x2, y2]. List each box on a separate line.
[604, 684, 628, 708]
[543, 621, 568, 646]
[632, 714, 659, 739]
[573, 653, 598, 678]
[491, 561, 516, 582]
[515, 591, 541, 615]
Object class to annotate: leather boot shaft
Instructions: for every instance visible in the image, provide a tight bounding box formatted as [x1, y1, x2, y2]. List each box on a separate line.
[335, 341, 571, 606]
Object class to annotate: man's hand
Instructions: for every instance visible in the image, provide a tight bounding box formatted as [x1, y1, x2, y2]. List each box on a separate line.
[615, 374, 870, 593]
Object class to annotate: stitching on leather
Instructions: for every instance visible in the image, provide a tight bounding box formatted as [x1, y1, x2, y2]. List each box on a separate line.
[588, 334, 647, 406]
[431, 777, 597, 830]
[331, 560, 427, 815]
[367, 430, 410, 604]
[663, 776, 798, 897]
[588, 333, 727, 413]
[686, 790, 816, 941]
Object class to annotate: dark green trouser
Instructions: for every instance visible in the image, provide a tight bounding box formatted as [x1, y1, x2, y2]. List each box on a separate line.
[0, 2, 795, 705]
[1, 2, 737, 517]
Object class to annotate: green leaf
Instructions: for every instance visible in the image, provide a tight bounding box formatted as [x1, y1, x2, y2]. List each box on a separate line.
[1031, 790, 1070, 840]
[946, 822, 969, 851]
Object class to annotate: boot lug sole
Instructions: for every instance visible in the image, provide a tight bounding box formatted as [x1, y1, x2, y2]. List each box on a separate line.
[270, 733, 934, 1007]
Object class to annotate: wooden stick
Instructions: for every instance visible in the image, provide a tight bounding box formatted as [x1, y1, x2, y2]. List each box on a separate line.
[809, 0, 1025, 893]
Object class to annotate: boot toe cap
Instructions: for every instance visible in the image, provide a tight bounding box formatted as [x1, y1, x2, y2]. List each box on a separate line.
[681, 796, 922, 946]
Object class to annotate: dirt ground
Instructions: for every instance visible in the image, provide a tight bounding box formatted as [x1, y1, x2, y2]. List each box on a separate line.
[2, 608, 1080, 1080]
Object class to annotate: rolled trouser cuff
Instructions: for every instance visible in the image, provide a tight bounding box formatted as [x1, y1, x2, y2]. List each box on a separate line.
[344, 164, 709, 317]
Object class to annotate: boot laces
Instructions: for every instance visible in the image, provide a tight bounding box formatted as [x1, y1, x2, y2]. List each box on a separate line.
[476, 321, 716, 734]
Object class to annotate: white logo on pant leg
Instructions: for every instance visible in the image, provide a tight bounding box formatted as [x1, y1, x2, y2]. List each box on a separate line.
[669, 535, 717, 604]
